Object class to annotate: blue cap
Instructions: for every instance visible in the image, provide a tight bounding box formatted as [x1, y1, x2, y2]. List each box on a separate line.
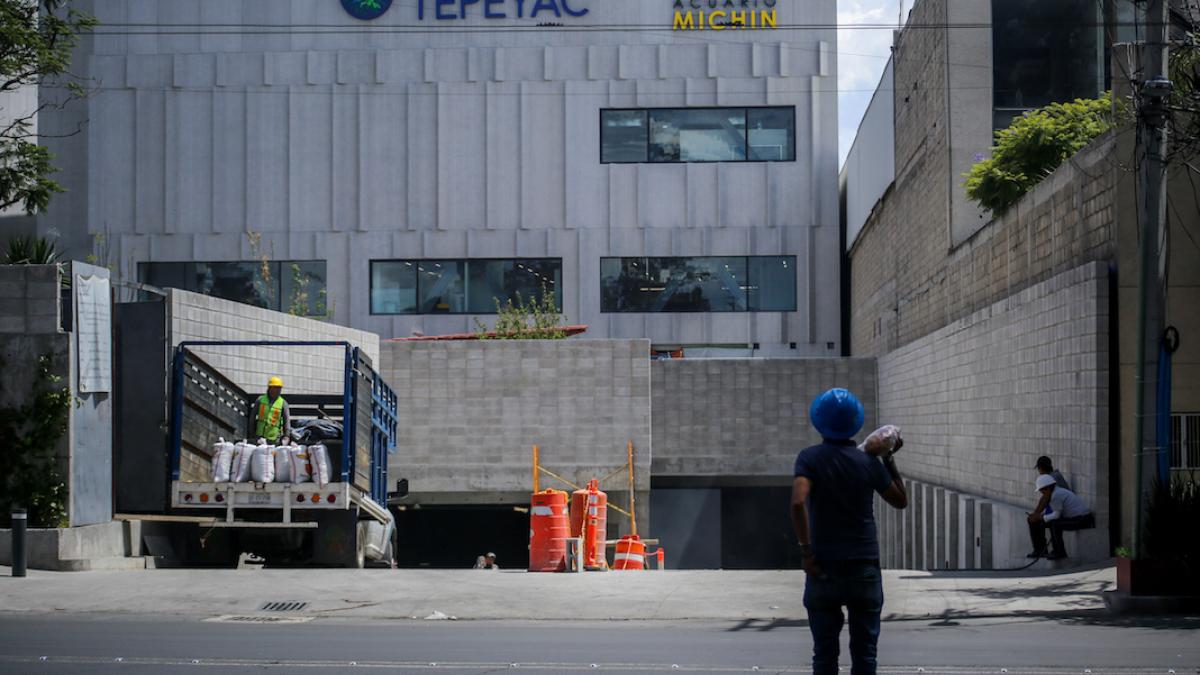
[809, 388, 865, 440]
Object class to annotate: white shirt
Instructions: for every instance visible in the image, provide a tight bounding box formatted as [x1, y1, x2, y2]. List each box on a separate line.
[1042, 485, 1089, 521]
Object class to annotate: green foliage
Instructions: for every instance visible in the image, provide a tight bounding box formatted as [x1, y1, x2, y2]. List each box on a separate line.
[4, 234, 60, 264]
[356, 0, 383, 8]
[475, 284, 569, 339]
[964, 94, 1112, 215]
[0, 353, 72, 528]
[0, 0, 96, 214]
[286, 262, 328, 319]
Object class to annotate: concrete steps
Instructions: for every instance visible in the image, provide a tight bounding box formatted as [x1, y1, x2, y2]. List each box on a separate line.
[0, 520, 149, 571]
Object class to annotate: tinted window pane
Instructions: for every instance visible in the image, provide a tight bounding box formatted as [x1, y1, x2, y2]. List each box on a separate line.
[748, 256, 797, 311]
[601, 110, 648, 163]
[417, 260, 466, 313]
[601, 257, 747, 312]
[992, 0, 1101, 118]
[280, 261, 328, 316]
[748, 108, 795, 161]
[467, 259, 562, 314]
[650, 109, 746, 162]
[371, 262, 417, 315]
[196, 261, 274, 309]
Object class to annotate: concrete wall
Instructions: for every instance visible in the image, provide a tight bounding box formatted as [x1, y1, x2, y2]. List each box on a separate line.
[380, 339, 651, 531]
[0, 263, 114, 528]
[877, 262, 1109, 518]
[651, 357, 877, 480]
[166, 288, 380, 395]
[843, 58, 894, 251]
[40, 0, 842, 354]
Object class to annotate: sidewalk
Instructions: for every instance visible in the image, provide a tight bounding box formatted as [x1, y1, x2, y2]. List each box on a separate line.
[0, 564, 1116, 622]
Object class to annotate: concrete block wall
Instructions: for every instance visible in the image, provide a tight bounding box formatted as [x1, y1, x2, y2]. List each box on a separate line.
[651, 357, 878, 479]
[167, 288, 380, 395]
[0, 264, 61, 334]
[876, 477, 1109, 570]
[380, 339, 652, 529]
[876, 262, 1109, 516]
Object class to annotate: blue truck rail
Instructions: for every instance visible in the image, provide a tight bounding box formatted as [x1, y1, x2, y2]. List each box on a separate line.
[168, 340, 397, 505]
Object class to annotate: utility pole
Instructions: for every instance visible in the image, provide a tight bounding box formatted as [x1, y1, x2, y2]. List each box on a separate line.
[1132, 0, 1171, 559]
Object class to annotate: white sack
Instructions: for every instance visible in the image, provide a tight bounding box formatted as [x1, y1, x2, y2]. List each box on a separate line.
[274, 446, 294, 483]
[859, 425, 902, 456]
[251, 444, 276, 483]
[290, 446, 312, 483]
[211, 437, 235, 482]
[230, 441, 255, 482]
[309, 443, 331, 487]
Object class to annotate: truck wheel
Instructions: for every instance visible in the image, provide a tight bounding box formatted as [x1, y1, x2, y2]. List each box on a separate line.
[352, 521, 367, 569]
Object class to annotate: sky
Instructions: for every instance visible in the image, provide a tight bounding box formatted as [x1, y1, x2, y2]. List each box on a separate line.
[837, 0, 903, 167]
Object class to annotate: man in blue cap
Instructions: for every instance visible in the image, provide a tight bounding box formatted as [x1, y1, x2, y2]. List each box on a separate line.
[790, 388, 908, 675]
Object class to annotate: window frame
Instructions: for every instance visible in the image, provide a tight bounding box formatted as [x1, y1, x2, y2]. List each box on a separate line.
[599, 106, 797, 165]
[369, 257, 564, 316]
[599, 255, 799, 314]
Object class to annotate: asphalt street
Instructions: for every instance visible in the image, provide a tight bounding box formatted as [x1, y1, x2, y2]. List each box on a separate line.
[0, 613, 1196, 674]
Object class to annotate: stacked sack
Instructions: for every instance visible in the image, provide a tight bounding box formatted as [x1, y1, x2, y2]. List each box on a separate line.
[211, 438, 332, 487]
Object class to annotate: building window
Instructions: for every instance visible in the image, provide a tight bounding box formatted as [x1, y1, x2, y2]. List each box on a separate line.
[991, 0, 1103, 130]
[600, 256, 797, 313]
[1170, 413, 1200, 471]
[601, 107, 795, 164]
[138, 261, 327, 316]
[370, 259, 562, 315]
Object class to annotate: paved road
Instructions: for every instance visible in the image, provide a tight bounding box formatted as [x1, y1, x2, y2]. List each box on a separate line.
[0, 613, 1196, 674]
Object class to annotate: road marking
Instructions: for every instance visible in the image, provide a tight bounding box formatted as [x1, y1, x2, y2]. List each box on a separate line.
[0, 655, 1186, 673]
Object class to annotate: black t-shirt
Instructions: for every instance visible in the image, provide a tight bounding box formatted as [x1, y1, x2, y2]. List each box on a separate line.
[794, 439, 893, 562]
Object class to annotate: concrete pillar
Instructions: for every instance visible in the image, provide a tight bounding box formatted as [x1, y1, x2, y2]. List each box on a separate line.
[903, 479, 914, 569]
[948, 492, 960, 569]
[962, 497, 976, 569]
[979, 501, 993, 569]
[913, 482, 925, 570]
[931, 486, 944, 569]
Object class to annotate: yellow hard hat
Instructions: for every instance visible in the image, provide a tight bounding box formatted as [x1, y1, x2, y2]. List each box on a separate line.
[267, 377, 284, 388]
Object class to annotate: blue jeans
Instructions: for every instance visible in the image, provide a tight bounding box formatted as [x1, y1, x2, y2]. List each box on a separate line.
[803, 561, 884, 675]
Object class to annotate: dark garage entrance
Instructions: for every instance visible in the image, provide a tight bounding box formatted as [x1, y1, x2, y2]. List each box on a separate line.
[393, 506, 529, 569]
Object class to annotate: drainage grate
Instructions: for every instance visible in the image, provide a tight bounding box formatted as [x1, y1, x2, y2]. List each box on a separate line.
[259, 601, 308, 612]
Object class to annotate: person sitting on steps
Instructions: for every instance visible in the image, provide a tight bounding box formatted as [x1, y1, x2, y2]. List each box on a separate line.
[1027, 474, 1093, 560]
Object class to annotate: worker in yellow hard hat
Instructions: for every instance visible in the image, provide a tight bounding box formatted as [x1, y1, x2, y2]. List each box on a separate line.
[253, 376, 290, 443]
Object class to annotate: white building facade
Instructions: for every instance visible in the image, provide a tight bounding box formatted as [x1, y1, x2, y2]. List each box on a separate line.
[42, 0, 840, 354]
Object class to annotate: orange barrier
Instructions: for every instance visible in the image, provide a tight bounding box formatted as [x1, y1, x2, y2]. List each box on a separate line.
[613, 535, 646, 570]
[528, 489, 570, 572]
[570, 479, 607, 570]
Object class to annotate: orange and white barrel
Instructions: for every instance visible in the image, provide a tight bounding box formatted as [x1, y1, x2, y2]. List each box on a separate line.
[528, 489, 570, 572]
[613, 535, 646, 570]
[570, 479, 607, 570]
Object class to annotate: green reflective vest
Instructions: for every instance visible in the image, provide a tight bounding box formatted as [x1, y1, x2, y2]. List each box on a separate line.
[255, 395, 286, 442]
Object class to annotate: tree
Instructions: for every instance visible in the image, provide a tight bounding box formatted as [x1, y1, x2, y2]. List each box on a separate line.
[0, 0, 95, 214]
[964, 94, 1112, 215]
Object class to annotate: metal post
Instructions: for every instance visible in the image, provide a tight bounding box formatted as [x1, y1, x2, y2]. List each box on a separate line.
[11, 508, 27, 577]
[1133, 0, 1171, 559]
[627, 441, 637, 537]
[532, 445, 540, 494]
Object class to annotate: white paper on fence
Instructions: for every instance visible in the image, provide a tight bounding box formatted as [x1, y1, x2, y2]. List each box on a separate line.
[251, 444, 276, 483]
[858, 425, 902, 455]
[274, 446, 294, 483]
[290, 446, 312, 483]
[231, 442, 255, 482]
[309, 444, 331, 487]
[211, 437, 235, 482]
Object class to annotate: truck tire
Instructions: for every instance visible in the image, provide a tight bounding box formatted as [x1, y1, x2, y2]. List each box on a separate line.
[353, 520, 367, 569]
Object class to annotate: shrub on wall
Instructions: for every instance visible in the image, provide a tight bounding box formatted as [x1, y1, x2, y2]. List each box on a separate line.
[0, 353, 72, 528]
[964, 94, 1112, 215]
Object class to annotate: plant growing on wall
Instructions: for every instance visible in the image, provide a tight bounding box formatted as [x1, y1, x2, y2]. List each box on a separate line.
[3, 234, 60, 264]
[964, 94, 1112, 215]
[0, 353, 72, 528]
[1143, 477, 1200, 592]
[475, 283, 568, 339]
[0, 0, 96, 214]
